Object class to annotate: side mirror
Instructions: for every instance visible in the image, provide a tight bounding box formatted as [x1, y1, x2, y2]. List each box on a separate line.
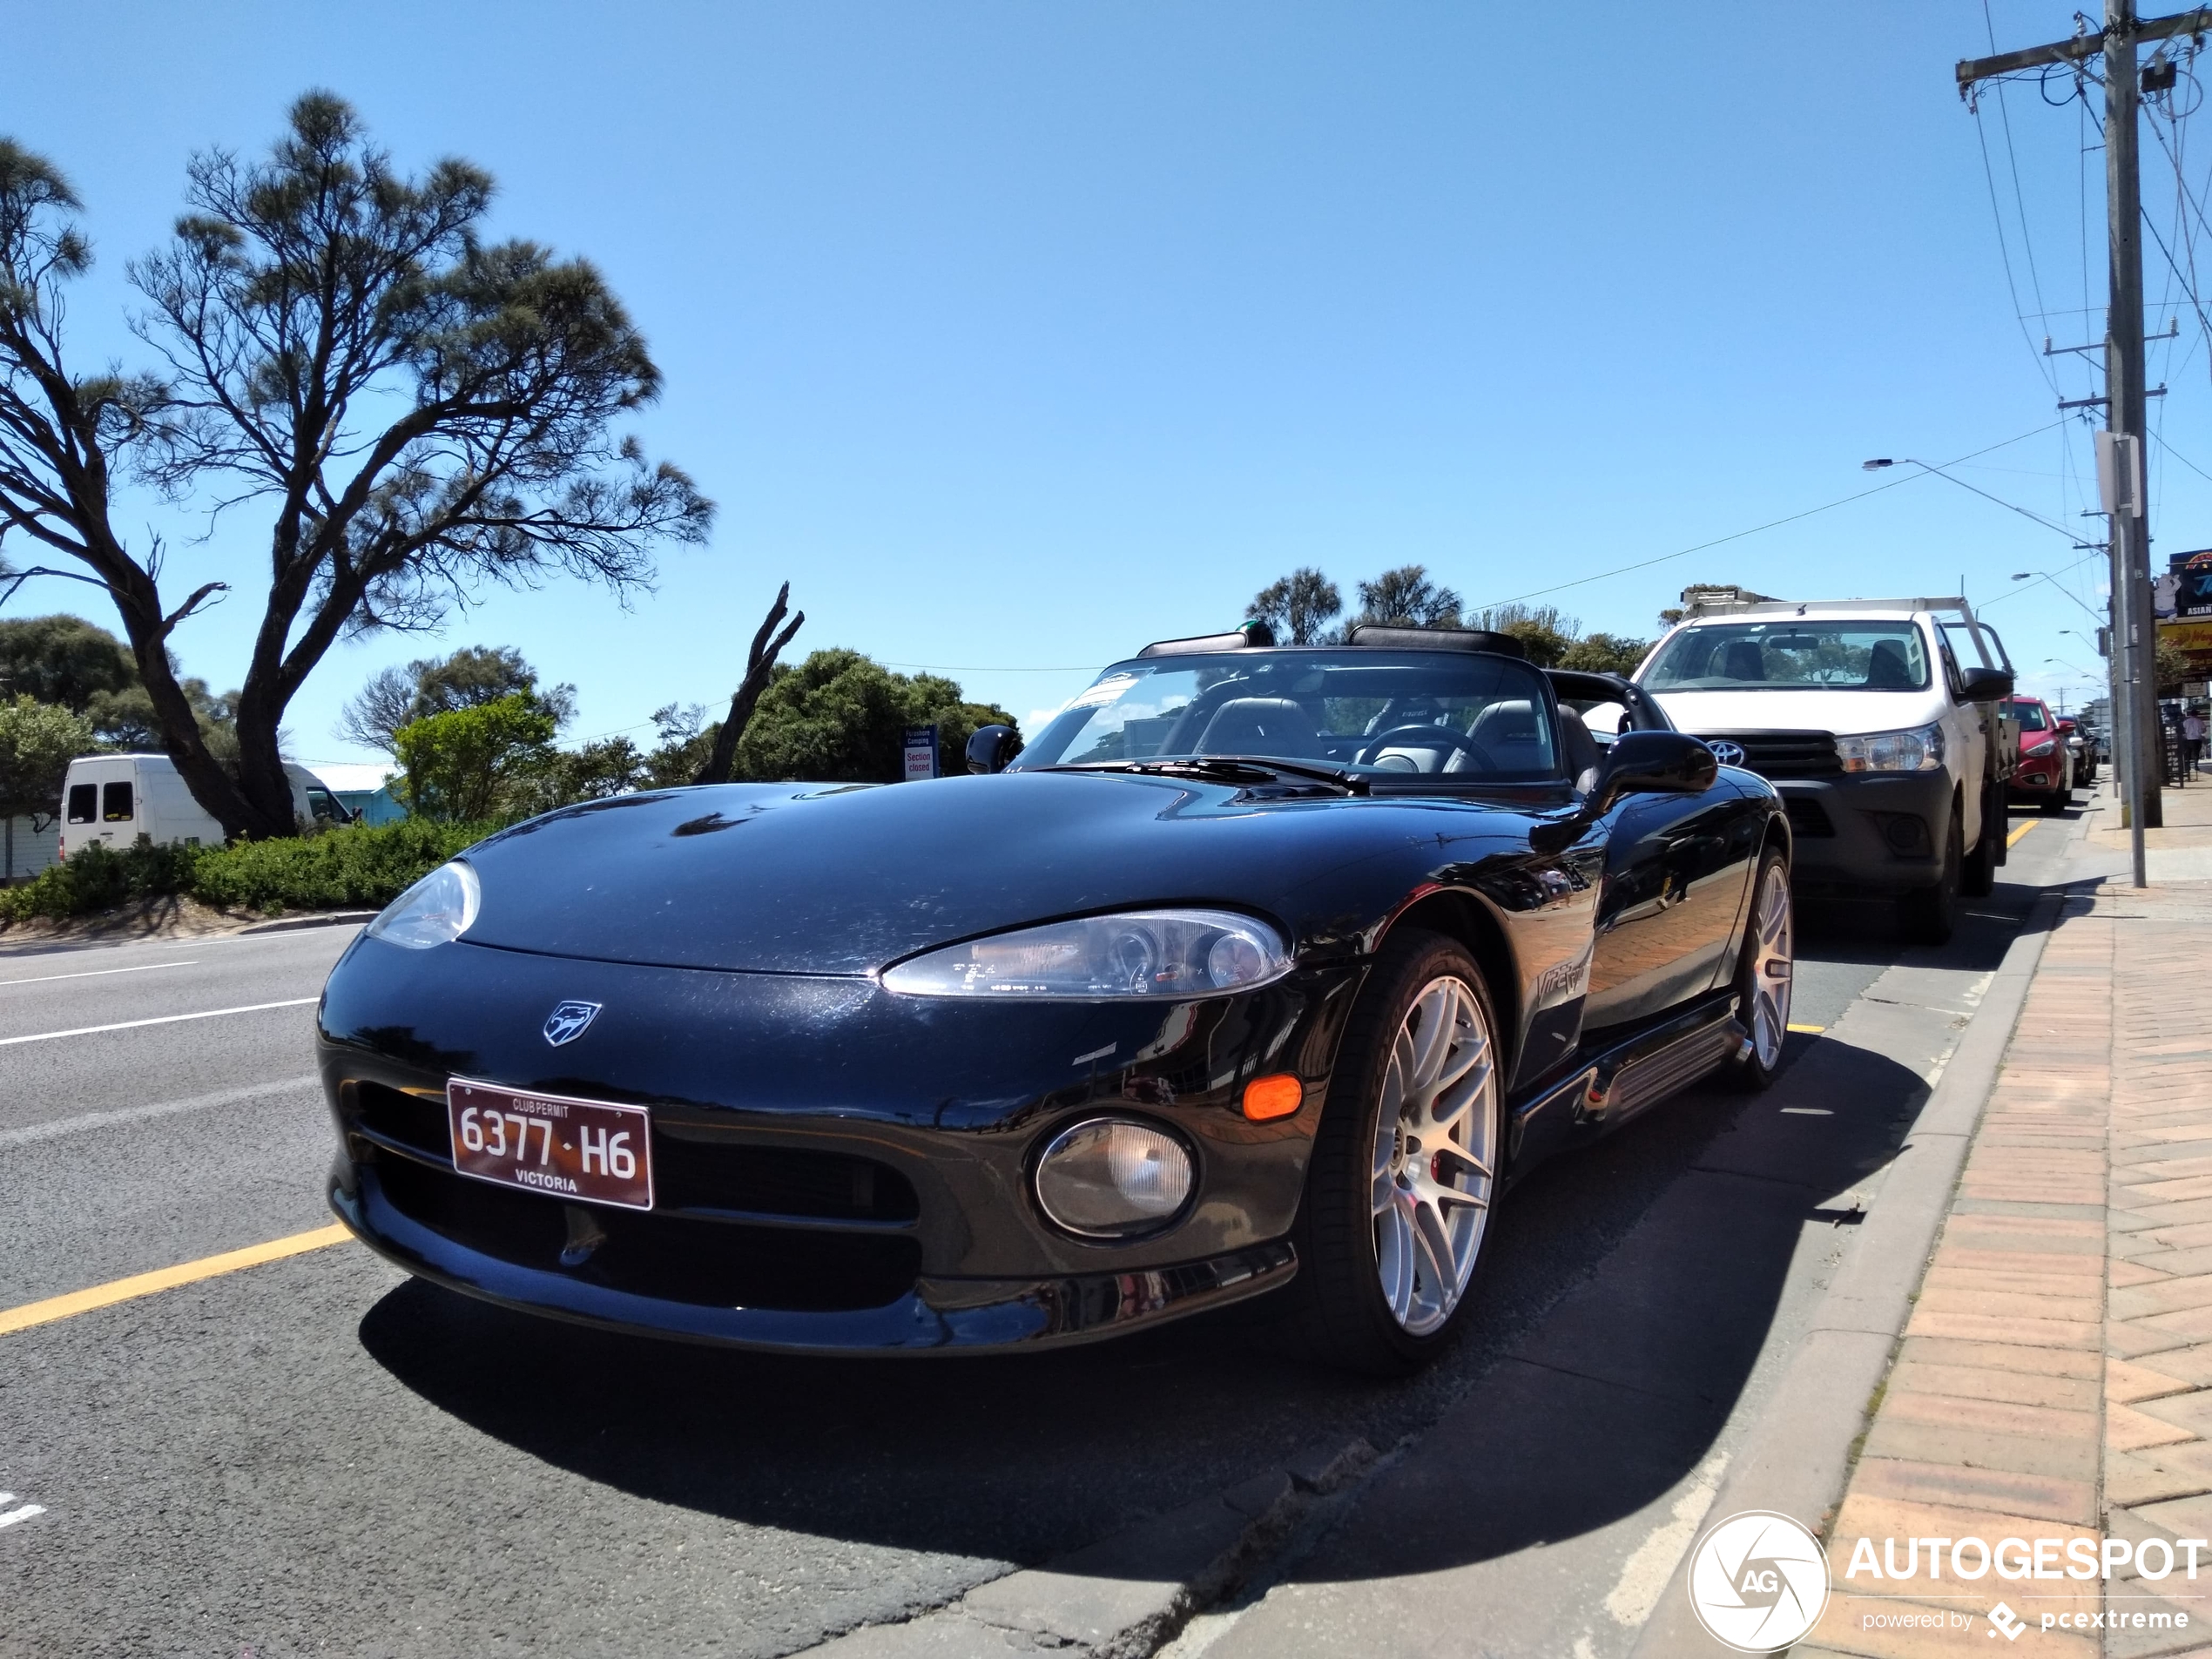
[1959, 665, 2015, 703]
[965, 725, 1022, 775]
[1590, 730, 1718, 812]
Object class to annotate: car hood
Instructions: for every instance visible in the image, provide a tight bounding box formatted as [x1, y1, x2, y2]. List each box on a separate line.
[453, 774, 1534, 974]
[1642, 688, 1945, 737]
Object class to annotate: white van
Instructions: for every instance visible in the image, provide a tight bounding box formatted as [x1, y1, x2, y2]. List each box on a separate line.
[57, 755, 351, 857]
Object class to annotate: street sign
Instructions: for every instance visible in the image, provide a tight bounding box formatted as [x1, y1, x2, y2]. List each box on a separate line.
[2172, 550, 2212, 618]
[2098, 430, 2144, 517]
[902, 725, 940, 782]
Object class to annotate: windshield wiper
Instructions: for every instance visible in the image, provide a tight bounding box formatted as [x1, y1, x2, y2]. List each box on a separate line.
[1043, 757, 1369, 795]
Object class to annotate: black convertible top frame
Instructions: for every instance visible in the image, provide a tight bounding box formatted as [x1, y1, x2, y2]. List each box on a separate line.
[1137, 624, 1528, 660]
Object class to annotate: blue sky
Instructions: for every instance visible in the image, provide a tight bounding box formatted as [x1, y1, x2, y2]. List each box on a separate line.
[4, 1, 2197, 759]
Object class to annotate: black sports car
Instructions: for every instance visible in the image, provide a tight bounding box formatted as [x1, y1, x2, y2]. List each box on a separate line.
[319, 624, 1793, 1372]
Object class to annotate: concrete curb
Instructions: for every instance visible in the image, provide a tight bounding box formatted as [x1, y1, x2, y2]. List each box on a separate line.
[1628, 880, 2074, 1657]
[794, 1440, 1379, 1658]
[237, 910, 379, 935]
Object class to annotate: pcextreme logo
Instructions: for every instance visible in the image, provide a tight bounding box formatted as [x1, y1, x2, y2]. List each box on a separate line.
[1686, 1511, 1830, 1652]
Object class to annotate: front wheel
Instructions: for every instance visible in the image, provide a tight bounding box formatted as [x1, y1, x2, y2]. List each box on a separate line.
[1286, 929, 1503, 1375]
[1902, 809, 1961, 946]
[1962, 784, 1999, 897]
[1725, 850, 1793, 1091]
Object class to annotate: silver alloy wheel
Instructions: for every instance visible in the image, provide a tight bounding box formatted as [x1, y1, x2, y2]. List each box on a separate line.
[1747, 861, 1793, 1069]
[1370, 974, 1499, 1336]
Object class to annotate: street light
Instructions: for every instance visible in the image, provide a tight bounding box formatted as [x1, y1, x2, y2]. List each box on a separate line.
[2004, 569, 2108, 624]
[1859, 457, 2078, 540]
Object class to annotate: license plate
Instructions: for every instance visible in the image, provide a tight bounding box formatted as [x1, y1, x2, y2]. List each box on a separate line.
[446, 1078, 655, 1211]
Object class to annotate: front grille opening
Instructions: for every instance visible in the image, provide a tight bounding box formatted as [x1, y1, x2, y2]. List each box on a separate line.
[354, 1082, 449, 1160]
[347, 1082, 918, 1224]
[374, 1156, 921, 1313]
[652, 1129, 920, 1222]
[1783, 798, 1835, 838]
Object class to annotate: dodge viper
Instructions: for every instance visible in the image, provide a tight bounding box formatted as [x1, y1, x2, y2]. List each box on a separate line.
[319, 624, 1791, 1372]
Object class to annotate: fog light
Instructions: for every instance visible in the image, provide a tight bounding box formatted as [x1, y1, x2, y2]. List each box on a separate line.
[1880, 814, 1928, 854]
[1034, 1119, 1193, 1237]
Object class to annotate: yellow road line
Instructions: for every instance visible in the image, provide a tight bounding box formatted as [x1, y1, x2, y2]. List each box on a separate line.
[1787, 1022, 1826, 1034]
[0, 1224, 350, 1337]
[2007, 819, 2038, 847]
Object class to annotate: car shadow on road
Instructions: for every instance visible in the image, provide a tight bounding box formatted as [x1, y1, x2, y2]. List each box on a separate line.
[356, 1008, 1942, 1580]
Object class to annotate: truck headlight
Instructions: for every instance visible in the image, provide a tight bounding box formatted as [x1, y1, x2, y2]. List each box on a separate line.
[1836, 724, 1945, 773]
[881, 909, 1290, 999]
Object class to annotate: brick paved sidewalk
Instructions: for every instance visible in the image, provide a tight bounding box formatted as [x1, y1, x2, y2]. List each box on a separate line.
[1800, 874, 2212, 1658]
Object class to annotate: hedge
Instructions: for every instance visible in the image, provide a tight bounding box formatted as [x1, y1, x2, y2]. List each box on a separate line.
[0, 818, 495, 922]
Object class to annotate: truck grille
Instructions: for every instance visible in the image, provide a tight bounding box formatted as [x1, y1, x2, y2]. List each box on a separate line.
[1699, 731, 1841, 780]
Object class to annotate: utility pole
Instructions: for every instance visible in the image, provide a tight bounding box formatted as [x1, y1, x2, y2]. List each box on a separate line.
[1959, 3, 2212, 883]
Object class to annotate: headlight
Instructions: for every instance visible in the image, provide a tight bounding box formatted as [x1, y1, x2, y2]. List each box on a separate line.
[2026, 737, 2057, 757]
[1835, 724, 1945, 773]
[881, 908, 1290, 999]
[366, 860, 480, 949]
[1034, 1118, 1194, 1236]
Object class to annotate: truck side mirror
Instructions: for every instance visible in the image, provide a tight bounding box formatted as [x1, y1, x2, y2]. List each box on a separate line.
[1959, 665, 2015, 703]
[965, 725, 1022, 774]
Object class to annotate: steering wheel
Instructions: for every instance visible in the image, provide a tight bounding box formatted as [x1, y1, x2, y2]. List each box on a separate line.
[1354, 725, 1497, 773]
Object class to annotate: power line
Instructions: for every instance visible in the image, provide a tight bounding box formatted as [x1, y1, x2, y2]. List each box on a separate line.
[1973, 100, 2067, 397]
[1472, 422, 2065, 610]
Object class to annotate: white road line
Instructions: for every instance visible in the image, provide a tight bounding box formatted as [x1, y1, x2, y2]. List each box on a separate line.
[0, 1074, 323, 1149]
[0, 1495, 44, 1529]
[0, 998, 317, 1049]
[0, 960, 198, 988]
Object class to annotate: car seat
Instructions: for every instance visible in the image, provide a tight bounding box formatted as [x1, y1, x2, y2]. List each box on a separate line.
[1195, 698, 1321, 758]
[1864, 640, 1916, 689]
[1721, 641, 1766, 682]
[1459, 699, 1554, 775]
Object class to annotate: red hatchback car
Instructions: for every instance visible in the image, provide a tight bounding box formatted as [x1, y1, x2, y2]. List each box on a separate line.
[2006, 696, 2074, 813]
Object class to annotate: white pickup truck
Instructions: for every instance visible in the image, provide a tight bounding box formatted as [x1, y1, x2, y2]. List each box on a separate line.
[1631, 594, 2018, 944]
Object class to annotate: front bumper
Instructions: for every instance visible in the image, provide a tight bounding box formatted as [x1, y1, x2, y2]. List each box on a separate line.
[1764, 770, 1955, 899]
[319, 934, 1346, 1352]
[329, 1163, 1296, 1352]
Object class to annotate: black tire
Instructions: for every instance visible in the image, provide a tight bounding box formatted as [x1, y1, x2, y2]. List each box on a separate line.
[1724, 849, 1792, 1091]
[1285, 928, 1503, 1377]
[2039, 792, 2070, 816]
[1961, 786, 1998, 897]
[1903, 809, 1961, 946]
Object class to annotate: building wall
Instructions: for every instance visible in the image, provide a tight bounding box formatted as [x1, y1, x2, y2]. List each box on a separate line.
[3, 815, 61, 884]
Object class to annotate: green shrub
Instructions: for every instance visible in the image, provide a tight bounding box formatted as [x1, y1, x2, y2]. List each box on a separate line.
[188, 819, 490, 914]
[0, 836, 206, 921]
[0, 818, 491, 923]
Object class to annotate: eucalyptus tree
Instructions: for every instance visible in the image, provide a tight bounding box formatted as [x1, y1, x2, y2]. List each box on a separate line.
[0, 94, 711, 839]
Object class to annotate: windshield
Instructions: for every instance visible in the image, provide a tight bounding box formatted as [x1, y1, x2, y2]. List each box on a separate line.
[1011, 650, 1562, 780]
[2007, 699, 2049, 731]
[1642, 620, 1931, 691]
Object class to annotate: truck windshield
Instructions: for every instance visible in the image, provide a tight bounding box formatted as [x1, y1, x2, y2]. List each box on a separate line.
[1011, 650, 1563, 779]
[1642, 621, 1931, 691]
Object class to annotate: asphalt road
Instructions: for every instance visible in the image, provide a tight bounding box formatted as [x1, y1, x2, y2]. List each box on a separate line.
[0, 806, 2087, 1658]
